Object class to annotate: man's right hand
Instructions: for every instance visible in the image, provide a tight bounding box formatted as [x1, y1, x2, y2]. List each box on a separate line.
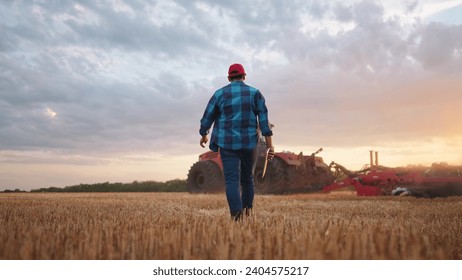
[268, 146, 275, 160]
[200, 135, 208, 148]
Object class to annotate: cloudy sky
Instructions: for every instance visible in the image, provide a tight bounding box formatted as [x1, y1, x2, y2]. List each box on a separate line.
[1, 0, 462, 190]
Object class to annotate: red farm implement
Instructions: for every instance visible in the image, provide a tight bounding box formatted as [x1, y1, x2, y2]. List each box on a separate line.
[323, 151, 462, 197]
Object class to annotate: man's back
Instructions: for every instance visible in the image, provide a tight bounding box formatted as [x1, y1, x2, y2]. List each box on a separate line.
[200, 81, 271, 152]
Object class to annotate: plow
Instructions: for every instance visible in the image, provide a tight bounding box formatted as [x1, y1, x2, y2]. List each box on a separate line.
[187, 141, 462, 197]
[324, 151, 462, 198]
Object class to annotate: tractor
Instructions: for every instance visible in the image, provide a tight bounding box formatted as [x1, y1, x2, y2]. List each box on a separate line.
[187, 139, 335, 194]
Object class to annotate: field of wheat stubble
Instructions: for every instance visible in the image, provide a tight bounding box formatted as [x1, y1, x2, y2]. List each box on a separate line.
[0, 192, 461, 260]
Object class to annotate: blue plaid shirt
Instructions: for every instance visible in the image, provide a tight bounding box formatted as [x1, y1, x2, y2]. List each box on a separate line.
[200, 81, 273, 152]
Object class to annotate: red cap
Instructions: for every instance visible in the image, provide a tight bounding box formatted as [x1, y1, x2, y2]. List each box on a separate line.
[228, 63, 246, 77]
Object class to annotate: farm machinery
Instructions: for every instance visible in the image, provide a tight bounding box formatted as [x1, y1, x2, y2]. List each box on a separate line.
[187, 142, 335, 194]
[188, 137, 462, 197]
[323, 151, 462, 198]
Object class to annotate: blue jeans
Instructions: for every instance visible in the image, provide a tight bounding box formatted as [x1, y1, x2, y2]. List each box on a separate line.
[219, 148, 256, 215]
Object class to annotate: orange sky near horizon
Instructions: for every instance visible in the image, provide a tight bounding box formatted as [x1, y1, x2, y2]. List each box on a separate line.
[1, 136, 461, 191]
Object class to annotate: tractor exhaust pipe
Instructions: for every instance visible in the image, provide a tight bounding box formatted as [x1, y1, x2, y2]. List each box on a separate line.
[370, 150, 374, 169]
[370, 150, 379, 170]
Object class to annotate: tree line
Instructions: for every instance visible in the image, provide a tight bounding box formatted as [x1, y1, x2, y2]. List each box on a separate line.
[2, 179, 187, 193]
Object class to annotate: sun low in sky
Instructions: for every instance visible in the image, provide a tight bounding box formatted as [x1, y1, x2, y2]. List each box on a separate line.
[1, 0, 461, 190]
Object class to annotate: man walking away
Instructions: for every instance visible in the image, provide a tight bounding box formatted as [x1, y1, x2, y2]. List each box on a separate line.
[199, 63, 274, 221]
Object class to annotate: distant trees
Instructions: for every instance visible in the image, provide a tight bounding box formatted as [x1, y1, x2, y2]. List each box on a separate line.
[27, 179, 188, 193]
[1, 189, 27, 193]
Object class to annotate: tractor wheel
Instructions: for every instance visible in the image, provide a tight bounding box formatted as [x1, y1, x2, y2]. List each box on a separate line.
[254, 168, 271, 193]
[314, 166, 335, 189]
[187, 161, 225, 193]
[255, 157, 287, 193]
